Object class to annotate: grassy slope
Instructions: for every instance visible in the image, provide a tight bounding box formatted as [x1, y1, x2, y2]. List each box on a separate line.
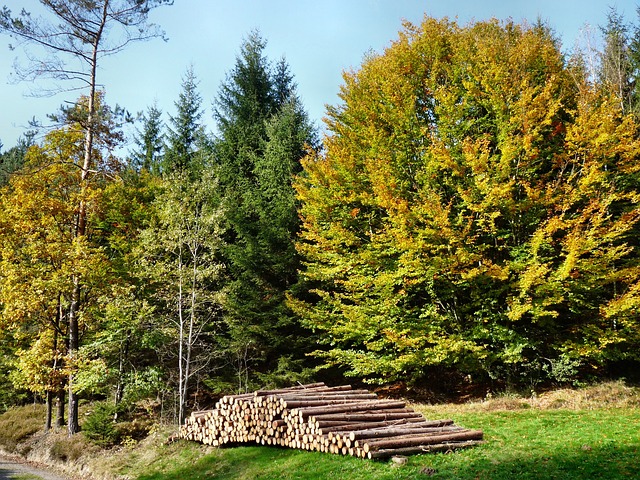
[105, 409, 638, 480]
[98, 382, 640, 480]
[2, 382, 639, 480]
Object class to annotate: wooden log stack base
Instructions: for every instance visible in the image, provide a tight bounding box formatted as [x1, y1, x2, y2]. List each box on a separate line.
[178, 383, 484, 459]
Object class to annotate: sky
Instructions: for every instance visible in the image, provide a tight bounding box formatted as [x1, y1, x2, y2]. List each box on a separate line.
[0, 0, 638, 152]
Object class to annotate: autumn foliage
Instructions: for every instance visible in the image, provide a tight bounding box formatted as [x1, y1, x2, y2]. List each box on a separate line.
[3, 12, 640, 430]
[291, 18, 640, 386]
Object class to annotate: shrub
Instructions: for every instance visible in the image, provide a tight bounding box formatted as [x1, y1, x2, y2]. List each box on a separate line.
[116, 418, 153, 443]
[82, 402, 121, 447]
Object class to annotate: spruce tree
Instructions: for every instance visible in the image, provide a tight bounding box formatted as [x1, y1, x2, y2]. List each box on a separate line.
[0, 132, 35, 185]
[600, 7, 634, 113]
[132, 102, 164, 174]
[164, 66, 206, 174]
[213, 31, 317, 388]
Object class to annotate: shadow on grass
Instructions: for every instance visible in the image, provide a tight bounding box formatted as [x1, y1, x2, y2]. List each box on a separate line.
[134, 441, 640, 480]
[429, 442, 640, 480]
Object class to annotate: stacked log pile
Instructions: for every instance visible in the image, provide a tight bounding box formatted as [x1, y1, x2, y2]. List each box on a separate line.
[179, 383, 483, 459]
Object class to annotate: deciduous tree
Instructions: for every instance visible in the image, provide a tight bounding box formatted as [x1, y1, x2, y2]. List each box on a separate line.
[292, 17, 640, 387]
[0, 1, 171, 432]
[136, 168, 225, 425]
[0, 119, 111, 428]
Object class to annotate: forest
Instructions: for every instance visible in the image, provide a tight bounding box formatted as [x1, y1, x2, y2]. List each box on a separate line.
[1, 1, 640, 439]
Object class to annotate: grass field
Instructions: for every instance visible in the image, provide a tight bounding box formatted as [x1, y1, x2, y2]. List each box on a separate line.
[102, 382, 640, 480]
[113, 409, 637, 480]
[1, 382, 639, 480]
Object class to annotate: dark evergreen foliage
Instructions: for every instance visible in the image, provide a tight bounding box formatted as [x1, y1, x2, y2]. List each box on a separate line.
[164, 66, 207, 174]
[213, 31, 318, 389]
[131, 102, 164, 174]
[0, 132, 35, 185]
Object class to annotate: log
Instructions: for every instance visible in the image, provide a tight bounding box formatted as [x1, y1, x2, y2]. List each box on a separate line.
[276, 391, 376, 399]
[362, 429, 484, 453]
[319, 418, 427, 435]
[253, 382, 327, 396]
[281, 398, 379, 408]
[309, 411, 424, 422]
[178, 383, 483, 460]
[367, 440, 487, 459]
[292, 400, 407, 418]
[314, 420, 355, 428]
[349, 425, 465, 442]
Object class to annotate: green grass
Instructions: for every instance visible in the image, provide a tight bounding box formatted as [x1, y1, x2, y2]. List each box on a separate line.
[1, 383, 639, 480]
[111, 407, 639, 480]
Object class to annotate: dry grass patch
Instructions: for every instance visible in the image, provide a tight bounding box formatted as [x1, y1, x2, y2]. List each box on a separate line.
[414, 380, 640, 417]
[0, 404, 45, 453]
[533, 380, 640, 409]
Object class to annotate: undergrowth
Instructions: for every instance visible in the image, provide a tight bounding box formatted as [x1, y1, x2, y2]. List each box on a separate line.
[0, 404, 45, 453]
[416, 379, 640, 416]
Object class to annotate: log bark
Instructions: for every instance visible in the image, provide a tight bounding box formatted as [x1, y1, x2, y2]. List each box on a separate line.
[292, 400, 406, 418]
[367, 440, 486, 458]
[281, 398, 379, 408]
[350, 425, 465, 442]
[362, 429, 484, 453]
[318, 418, 427, 435]
[309, 411, 423, 422]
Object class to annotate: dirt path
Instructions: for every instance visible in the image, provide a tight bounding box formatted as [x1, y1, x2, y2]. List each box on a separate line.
[0, 455, 75, 480]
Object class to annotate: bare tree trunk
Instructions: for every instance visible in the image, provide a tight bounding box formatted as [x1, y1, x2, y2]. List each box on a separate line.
[67, 276, 80, 435]
[45, 390, 53, 431]
[56, 389, 65, 428]
[180, 249, 199, 425]
[177, 245, 186, 426]
[113, 334, 129, 421]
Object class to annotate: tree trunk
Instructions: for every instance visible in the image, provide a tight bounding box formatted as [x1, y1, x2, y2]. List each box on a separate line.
[362, 429, 484, 453]
[177, 245, 186, 427]
[56, 389, 65, 428]
[366, 440, 486, 458]
[67, 276, 80, 435]
[65, 1, 106, 437]
[113, 334, 130, 421]
[45, 390, 53, 431]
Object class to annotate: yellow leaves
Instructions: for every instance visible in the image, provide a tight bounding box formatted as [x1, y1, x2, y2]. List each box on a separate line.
[461, 260, 510, 282]
[10, 331, 66, 393]
[0, 118, 116, 339]
[506, 299, 532, 322]
[295, 14, 640, 382]
[601, 267, 640, 322]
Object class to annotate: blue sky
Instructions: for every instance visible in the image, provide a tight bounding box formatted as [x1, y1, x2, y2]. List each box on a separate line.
[0, 0, 637, 151]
